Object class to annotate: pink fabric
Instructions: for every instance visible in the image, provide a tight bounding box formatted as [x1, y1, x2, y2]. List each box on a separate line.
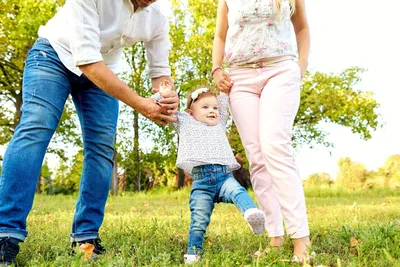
[229, 59, 309, 238]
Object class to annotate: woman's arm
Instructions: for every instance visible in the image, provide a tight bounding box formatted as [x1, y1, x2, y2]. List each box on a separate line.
[212, 0, 232, 93]
[291, 0, 310, 78]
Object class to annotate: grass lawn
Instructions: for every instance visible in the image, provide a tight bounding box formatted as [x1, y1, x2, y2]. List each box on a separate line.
[14, 188, 400, 266]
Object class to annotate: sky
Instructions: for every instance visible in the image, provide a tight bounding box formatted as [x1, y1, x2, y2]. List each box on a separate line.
[1, 0, 399, 180]
[293, 0, 400, 178]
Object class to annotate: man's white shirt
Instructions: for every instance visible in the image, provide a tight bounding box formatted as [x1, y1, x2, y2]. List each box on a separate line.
[38, 0, 171, 77]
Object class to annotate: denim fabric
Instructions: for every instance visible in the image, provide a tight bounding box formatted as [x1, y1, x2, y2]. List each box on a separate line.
[187, 164, 257, 255]
[0, 38, 119, 242]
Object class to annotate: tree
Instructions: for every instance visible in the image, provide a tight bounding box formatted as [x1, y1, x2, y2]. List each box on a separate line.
[116, 43, 151, 192]
[0, 0, 81, 159]
[117, 41, 179, 192]
[18, 0, 381, 193]
[168, 1, 380, 148]
[228, 123, 248, 168]
[168, 0, 219, 188]
[52, 150, 83, 194]
[304, 172, 333, 187]
[336, 157, 367, 190]
[295, 67, 380, 147]
[378, 154, 400, 188]
[37, 159, 54, 194]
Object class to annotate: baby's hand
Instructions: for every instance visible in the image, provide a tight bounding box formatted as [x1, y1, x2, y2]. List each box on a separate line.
[151, 79, 173, 105]
[159, 80, 172, 97]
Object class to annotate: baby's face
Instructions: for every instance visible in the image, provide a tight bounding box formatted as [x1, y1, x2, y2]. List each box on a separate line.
[189, 96, 220, 126]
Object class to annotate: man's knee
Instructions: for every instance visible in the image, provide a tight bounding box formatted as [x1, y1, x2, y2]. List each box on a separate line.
[16, 107, 60, 141]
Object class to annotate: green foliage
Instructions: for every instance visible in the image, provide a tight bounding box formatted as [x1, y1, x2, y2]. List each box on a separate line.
[336, 157, 368, 190]
[228, 122, 248, 169]
[139, 149, 176, 187]
[378, 154, 400, 188]
[169, 1, 380, 152]
[304, 172, 333, 187]
[381, 155, 400, 181]
[37, 159, 54, 194]
[334, 155, 400, 191]
[295, 67, 380, 147]
[0, 0, 80, 159]
[52, 150, 83, 194]
[0, 0, 60, 143]
[0, 0, 382, 194]
[169, 0, 217, 96]
[117, 42, 180, 191]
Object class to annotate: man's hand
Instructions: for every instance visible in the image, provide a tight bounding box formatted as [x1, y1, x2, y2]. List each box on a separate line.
[137, 97, 177, 126]
[212, 69, 233, 93]
[78, 63, 176, 125]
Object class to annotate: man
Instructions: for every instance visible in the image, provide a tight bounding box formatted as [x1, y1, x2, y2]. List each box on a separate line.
[0, 0, 177, 264]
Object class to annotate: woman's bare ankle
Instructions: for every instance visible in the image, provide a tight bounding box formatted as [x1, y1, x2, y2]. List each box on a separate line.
[292, 236, 311, 260]
[270, 236, 284, 247]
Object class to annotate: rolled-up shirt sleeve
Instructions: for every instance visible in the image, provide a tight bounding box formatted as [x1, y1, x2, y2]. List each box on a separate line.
[144, 22, 171, 78]
[67, 0, 103, 67]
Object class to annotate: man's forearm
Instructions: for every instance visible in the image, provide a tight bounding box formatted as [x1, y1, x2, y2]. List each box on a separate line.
[79, 61, 145, 112]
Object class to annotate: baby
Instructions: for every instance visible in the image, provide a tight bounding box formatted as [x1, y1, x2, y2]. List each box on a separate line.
[155, 81, 266, 264]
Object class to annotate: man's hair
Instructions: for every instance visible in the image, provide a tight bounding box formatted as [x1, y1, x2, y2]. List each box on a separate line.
[186, 88, 217, 111]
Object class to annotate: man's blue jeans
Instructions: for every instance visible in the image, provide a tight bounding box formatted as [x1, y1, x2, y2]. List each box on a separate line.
[0, 38, 119, 242]
[187, 164, 258, 255]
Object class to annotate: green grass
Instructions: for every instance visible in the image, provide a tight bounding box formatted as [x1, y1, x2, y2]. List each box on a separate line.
[13, 188, 400, 266]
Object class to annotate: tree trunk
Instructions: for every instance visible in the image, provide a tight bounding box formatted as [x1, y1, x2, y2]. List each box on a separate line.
[110, 136, 119, 195]
[133, 110, 141, 192]
[14, 91, 22, 129]
[177, 168, 185, 188]
[35, 175, 42, 194]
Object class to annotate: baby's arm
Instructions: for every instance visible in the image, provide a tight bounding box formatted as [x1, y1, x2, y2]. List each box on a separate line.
[170, 113, 180, 131]
[217, 92, 229, 125]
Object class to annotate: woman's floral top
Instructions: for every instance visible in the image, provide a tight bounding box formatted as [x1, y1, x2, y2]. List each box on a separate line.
[224, 0, 296, 66]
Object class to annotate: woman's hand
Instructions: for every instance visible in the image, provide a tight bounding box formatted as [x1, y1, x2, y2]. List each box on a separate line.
[213, 69, 233, 93]
[297, 60, 308, 79]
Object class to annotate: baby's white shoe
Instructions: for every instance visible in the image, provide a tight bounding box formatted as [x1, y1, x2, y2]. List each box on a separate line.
[184, 254, 201, 264]
[244, 208, 266, 235]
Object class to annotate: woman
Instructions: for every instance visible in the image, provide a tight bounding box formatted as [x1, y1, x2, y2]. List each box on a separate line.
[212, 0, 311, 261]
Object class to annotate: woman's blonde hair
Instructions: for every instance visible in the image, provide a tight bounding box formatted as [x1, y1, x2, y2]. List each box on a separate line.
[275, 0, 296, 16]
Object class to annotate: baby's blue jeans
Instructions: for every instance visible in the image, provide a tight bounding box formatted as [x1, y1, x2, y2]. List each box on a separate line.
[187, 164, 258, 255]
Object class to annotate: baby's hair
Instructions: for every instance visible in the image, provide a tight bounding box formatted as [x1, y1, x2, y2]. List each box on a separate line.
[275, 0, 296, 16]
[186, 87, 217, 111]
